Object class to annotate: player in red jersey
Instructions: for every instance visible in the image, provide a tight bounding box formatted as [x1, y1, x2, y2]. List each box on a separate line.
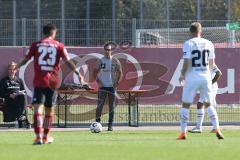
[17, 23, 85, 144]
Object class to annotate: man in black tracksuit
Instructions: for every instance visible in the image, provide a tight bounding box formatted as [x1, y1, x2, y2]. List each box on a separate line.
[0, 62, 31, 128]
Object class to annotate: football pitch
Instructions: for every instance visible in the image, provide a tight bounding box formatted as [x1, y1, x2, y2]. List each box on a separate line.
[0, 129, 240, 160]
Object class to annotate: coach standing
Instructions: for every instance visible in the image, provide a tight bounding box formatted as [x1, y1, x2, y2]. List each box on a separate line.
[93, 42, 123, 131]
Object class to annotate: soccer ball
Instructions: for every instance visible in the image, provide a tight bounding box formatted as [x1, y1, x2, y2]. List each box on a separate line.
[90, 122, 102, 133]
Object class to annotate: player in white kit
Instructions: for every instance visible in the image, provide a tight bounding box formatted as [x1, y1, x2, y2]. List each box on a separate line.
[178, 22, 224, 140]
[189, 66, 222, 133]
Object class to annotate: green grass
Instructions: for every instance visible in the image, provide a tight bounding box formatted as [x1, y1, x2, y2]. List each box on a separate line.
[0, 130, 240, 160]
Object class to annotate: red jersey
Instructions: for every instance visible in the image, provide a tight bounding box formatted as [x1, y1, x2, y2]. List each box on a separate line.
[26, 38, 69, 88]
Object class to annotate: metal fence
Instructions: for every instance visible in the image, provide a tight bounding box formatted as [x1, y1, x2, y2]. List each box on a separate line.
[0, 19, 240, 47]
[1, 104, 240, 127]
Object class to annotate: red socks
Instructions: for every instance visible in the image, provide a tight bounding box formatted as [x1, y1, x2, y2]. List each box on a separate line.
[34, 113, 53, 139]
[43, 114, 53, 138]
[33, 113, 43, 139]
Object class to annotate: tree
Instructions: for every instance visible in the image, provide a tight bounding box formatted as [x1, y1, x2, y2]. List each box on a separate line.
[201, 0, 228, 20]
[232, 0, 240, 21]
[117, 0, 139, 19]
[170, 0, 196, 20]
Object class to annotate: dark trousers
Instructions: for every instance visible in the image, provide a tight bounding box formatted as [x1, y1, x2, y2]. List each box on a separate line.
[96, 87, 116, 126]
[3, 95, 30, 127]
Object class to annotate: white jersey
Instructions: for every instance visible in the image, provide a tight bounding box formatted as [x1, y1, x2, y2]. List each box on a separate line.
[183, 37, 215, 82]
[211, 65, 220, 91]
[182, 37, 215, 103]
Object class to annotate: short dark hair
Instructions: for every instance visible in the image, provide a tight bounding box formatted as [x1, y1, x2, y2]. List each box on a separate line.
[190, 22, 202, 34]
[104, 41, 117, 51]
[43, 23, 57, 36]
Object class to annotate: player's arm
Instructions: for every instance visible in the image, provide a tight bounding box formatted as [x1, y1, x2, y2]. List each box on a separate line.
[208, 42, 221, 84]
[17, 44, 35, 69]
[209, 59, 214, 71]
[212, 65, 222, 84]
[18, 78, 27, 95]
[179, 59, 188, 84]
[19, 78, 25, 91]
[17, 58, 29, 69]
[61, 47, 85, 84]
[208, 42, 216, 72]
[65, 58, 84, 84]
[179, 42, 190, 85]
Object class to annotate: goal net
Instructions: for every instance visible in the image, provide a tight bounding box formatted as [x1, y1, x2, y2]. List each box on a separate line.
[136, 26, 239, 48]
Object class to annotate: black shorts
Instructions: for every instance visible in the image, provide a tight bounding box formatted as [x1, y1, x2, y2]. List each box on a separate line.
[32, 87, 56, 108]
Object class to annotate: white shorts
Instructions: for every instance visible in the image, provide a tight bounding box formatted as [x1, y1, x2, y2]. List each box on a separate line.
[182, 79, 213, 104]
[199, 85, 218, 106]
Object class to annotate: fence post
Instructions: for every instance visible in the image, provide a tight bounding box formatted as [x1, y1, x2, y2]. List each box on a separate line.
[86, 0, 90, 46]
[166, 0, 170, 48]
[135, 30, 141, 48]
[227, 0, 232, 21]
[196, 0, 201, 20]
[140, 0, 144, 29]
[112, 0, 116, 42]
[229, 30, 236, 48]
[22, 18, 26, 46]
[13, 0, 16, 46]
[132, 18, 136, 47]
[37, 0, 41, 40]
[61, 0, 65, 44]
